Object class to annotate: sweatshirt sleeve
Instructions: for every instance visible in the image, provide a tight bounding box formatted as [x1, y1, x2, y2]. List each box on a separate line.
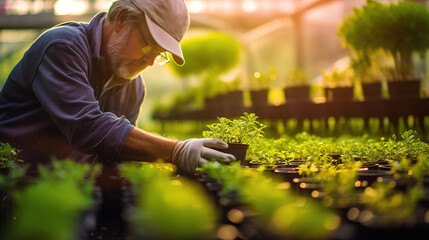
[31, 42, 134, 162]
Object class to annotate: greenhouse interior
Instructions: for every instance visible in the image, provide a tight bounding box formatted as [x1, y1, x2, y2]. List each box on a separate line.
[1, 0, 429, 239]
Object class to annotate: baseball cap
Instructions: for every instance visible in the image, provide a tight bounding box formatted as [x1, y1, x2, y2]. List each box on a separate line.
[130, 0, 190, 66]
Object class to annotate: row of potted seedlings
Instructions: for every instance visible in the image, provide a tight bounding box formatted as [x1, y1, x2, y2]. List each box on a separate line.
[154, 80, 425, 123]
[1, 113, 428, 239]
[194, 114, 429, 239]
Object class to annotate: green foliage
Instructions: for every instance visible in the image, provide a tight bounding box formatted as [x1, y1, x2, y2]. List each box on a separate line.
[119, 161, 175, 195]
[202, 112, 266, 144]
[1, 44, 30, 87]
[247, 130, 429, 180]
[37, 159, 101, 198]
[168, 32, 242, 77]
[0, 141, 23, 168]
[197, 161, 256, 194]
[338, 0, 429, 81]
[311, 159, 362, 207]
[252, 148, 286, 167]
[338, 0, 383, 54]
[6, 179, 92, 240]
[360, 181, 423, 224]
[122, 162, 217, 240]
[322, 68, 354, 88]
[200, 74, 240, 98]
[198, 161, 340, 239]
[4, 159, 99, 240]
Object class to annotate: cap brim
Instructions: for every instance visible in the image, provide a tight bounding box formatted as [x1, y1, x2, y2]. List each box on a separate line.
[144, 15, 185, 66]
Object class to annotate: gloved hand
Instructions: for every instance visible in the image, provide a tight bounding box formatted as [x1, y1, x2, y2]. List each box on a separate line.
[171, 138, 236, 174]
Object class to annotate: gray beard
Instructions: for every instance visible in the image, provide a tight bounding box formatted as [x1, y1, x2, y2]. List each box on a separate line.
[106, 27, 141, 80]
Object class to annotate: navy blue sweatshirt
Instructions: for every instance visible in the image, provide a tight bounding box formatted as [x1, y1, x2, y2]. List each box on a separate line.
[0, 13, 145, 170]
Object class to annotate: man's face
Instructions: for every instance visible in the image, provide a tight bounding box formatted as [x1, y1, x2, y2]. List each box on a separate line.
[106, 22, 164, 80]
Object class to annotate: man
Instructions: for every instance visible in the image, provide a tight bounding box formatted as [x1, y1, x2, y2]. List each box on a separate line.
[0, 0, 235, 175]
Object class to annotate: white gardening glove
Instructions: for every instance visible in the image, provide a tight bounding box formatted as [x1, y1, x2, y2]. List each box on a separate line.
[171, 138, 236, 174]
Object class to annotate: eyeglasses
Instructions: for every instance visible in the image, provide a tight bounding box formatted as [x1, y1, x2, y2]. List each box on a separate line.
[135, 25, 170, 65]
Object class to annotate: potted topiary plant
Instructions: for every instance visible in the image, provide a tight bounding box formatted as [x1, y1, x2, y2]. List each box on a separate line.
[168, 31, 243, 117]
[202, 112, 266, 166]
[338, 0, 429, 99]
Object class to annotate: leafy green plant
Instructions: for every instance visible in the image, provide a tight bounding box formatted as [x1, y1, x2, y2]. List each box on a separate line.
[360, 181, 423, 225]
[5, 179, 92, 240]
[119, 161, 176, 195]
[121, 162, 217, 240]
[165, 31, 242, 112]
[322, 68, 354, 88]
[168, 31, 242, 77]
[0, 142, 23, 169]
[338, 0, 429, 81]
[37, 159, 101, 198]
[198, 161, 340, 239]
[315, 158, 362, 207]
[252, 148, 286, 168]
[347, 50, 390, 84]
[3, 159, 99, 240]
[202, 112, 266, 144]
[198, 161, 259, 194]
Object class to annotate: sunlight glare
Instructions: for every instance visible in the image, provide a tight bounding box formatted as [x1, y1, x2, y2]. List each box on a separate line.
[54, 0, 89, 15]
[187, 0, 205, 13]
[241, 0, 257, 13]
[11, 1, 30, 15]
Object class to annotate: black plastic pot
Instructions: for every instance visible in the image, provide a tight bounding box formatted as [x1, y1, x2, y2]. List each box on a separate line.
[286, 160, 307, 167]
[357, 169, 393, 185]
[249, 89, 271, 118]
[250, 89, 269, 107]
[247, 161, 286, 169]
[284, 85, 311, 103]
[359, 164, 379, 171]
[325, 86, 354, 102]
[362, 82, 382, 100]
[388, 79, 421, 99]
[274, 168, 301, 182]
[218, 143, 249, 166]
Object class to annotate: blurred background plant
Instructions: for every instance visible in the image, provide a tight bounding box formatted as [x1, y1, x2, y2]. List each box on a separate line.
[338, 0, 429, 82]
[2, 159, 100, 240]
[120, 162, 218, 240]
[249, 68, 278, 91]
[285, 69, 309, 88]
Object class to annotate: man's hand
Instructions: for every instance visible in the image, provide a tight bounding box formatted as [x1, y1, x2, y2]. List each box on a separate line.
[171, 138, 236, 174]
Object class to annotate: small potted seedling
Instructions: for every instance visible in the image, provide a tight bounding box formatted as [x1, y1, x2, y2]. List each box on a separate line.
[203, 112, 266, 166]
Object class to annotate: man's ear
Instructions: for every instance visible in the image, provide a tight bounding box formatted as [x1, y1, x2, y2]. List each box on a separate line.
[113, 8, 129, 32]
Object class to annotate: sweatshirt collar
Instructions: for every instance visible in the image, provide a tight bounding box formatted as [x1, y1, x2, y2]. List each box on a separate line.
[87, 12, 106, 61]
